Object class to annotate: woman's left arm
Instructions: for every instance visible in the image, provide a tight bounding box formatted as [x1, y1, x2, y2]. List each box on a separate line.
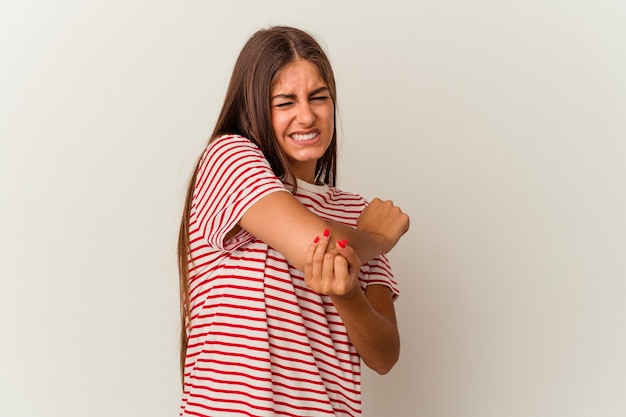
[304, 234, 400, 375]
[333, 284, 400, 375]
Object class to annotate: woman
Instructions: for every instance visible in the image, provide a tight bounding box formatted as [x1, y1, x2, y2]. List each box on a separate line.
[178, 26, 409, 416]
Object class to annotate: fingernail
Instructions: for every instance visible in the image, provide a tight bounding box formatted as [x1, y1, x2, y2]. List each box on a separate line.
[322, 229, 330, 238]
[313, 236, 320, 244]
[337, 239, 347, 249]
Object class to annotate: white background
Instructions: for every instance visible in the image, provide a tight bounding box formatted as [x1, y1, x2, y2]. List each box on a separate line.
[1, 1, 625, 416]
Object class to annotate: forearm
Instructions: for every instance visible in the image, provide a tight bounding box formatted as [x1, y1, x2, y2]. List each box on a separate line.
[324, 222, 388, 266]
[330, 286, 400, 375]
[240, 191, 389, 271]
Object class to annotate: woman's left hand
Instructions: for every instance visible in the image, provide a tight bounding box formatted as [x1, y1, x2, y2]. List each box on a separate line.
[304, 230, 362, 297]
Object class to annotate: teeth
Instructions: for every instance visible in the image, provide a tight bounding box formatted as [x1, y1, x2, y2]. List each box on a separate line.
[291, 132, 317, 141]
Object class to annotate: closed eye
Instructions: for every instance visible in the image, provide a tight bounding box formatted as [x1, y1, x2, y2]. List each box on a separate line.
[310, 96, 330, 103]
[273, 101, 295, 108]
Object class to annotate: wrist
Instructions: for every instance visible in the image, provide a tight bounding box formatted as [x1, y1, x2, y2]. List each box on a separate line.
[348, 228, 390, 264]
[371, 232, 391, 254]
[330, 284, 365, 305]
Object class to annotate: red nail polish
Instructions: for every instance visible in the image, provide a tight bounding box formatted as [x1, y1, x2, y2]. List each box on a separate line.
[322, 229, 330, 238]
[337, 239, 347, 249]
[313, 236, 320, 244]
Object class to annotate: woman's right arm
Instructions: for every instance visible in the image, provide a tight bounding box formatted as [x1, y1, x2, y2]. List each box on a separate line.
[238, 191, 409, 271]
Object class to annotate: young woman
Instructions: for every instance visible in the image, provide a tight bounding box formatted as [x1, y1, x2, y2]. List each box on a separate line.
[178, 26, 410, 416]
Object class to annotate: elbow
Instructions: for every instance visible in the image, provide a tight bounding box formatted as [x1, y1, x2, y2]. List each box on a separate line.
[367, 358, 398, 375]
[365, 341, 400, 375]
[371, 353, 399, 375]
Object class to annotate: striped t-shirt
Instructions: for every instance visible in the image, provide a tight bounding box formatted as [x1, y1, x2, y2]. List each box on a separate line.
[180, 134, 398, 417]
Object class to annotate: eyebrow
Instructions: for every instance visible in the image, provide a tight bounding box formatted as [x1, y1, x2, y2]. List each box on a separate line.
[271, 86, 330, 101]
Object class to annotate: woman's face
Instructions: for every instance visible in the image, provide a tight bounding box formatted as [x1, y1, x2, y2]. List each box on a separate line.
[270, 59, 334, 183]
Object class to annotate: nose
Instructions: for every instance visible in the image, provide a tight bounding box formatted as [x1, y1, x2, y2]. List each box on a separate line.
[296, 102, 315, 126]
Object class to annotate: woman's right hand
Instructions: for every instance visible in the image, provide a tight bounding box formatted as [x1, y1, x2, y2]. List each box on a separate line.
[356, 198, 410, 253]
[304, 231, 362, 298]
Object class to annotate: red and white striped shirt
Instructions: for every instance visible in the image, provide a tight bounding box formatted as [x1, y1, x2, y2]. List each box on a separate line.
[180, 134, 398, 417]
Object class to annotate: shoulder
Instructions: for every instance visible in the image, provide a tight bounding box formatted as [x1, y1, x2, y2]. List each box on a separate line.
[295, 183, 366, 223]
[199, 134, 267, 168]
[207, 134, 260, 155]
[327, 185, 368, 206]
[328, 185, 361, 199]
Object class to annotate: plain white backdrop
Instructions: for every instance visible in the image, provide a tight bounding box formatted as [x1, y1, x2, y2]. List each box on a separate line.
[1, 1, 625, 416]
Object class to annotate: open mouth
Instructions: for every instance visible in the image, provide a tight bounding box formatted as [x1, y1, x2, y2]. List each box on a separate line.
[291, 132, 319, 142]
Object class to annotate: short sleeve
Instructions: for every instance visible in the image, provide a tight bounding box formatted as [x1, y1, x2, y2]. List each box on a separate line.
[191, 135, 289, 251]
[359, 254, 399, 300]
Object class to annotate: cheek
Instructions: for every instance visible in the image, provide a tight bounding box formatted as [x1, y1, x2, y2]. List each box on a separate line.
[324, 102, 335, 121]
[322, 107, 334, 129]
[271, 112, 287, 137]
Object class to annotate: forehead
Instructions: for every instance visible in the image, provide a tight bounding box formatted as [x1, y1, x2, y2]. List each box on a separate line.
[272, 59, 326, 92]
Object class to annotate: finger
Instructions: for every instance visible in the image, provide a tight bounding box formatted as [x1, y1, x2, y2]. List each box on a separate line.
[333, 254, 352, 295]
[311, 229, 330, 282]
[304, 235, 320, 287]
[320, 252, 335, 294]
[336, 241, 361, 272]
[369, 197, 382, 208]
[317, 228, 331, 253]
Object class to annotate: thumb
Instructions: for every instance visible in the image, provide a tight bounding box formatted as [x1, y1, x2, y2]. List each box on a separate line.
[336, 240, 361, 271]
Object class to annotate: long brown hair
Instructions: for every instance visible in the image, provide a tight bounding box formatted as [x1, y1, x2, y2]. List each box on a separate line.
[177, 26, 338, 385]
